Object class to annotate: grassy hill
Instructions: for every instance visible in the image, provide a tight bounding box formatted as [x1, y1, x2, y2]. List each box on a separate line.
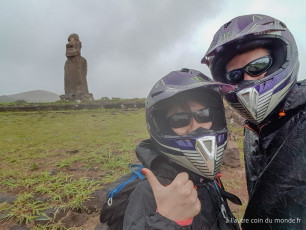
[0, 90, 60, 103]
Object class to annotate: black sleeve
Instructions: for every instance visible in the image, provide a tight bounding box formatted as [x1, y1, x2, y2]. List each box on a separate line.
[123, 179, 192, 230]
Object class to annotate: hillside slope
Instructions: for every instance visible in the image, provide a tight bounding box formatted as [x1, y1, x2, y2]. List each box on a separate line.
[0, 90, 60, 103]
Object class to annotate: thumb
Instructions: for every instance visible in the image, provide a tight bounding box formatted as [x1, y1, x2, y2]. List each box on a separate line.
[142, 168, 163, 193]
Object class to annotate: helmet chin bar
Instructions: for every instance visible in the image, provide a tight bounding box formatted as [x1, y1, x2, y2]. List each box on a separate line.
[156, 135, 226, 180]
[228, 73, 296, 125]
[189, 136, 226, 180]
[237, 88, 259, 121]
[195, 136, 216, 176]
[233, 86, 273, 125]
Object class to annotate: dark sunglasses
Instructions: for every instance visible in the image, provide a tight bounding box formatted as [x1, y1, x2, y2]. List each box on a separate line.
[225, 56, 273, 84]
[167, 107, 214, 129]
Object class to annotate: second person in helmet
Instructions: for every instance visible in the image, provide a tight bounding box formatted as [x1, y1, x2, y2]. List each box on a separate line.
[202, 14, 306, 229]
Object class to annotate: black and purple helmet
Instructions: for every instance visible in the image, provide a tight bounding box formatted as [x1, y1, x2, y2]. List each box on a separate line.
[202, 14, 299, 124]
[146, 68, 227, 180]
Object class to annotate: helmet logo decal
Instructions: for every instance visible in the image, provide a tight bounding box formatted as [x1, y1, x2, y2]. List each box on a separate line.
[218, 31, 231, 43]
[191, 75, 206, 82]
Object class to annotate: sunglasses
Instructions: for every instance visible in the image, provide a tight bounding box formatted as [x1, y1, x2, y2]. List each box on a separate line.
[225, 56, 273, 84]
[167, 107, 214, 129]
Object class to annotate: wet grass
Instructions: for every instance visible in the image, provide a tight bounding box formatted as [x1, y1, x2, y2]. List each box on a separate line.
[0, 108, 148, 228]
[0, 108, 246, 229]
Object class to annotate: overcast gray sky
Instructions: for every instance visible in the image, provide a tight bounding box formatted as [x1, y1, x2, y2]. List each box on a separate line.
[1, 0, 306, 99]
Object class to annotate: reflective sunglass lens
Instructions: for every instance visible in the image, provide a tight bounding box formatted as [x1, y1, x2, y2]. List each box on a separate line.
[245, 56, 272, 76]
[225, 70, 244, 84]
[194, 108, 214, 123]
[169, 113, 191, 128]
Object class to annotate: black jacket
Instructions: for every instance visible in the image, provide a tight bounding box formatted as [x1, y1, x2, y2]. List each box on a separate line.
[101, 139, 239, 230]
[242, 80, 306, 230]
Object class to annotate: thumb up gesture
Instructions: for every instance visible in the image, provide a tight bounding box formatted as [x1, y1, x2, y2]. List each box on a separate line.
[142, 168, 201, 222]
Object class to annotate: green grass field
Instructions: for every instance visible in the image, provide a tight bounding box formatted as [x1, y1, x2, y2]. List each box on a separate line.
[0, 108, 246, 229]
[0, 109, 148, 229]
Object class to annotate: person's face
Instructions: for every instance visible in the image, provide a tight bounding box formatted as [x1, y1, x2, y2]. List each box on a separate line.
[167, 101, 212, 136]
[226, 48, 270, 82]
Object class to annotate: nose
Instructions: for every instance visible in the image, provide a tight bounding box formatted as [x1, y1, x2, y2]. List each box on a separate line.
[188, 118, 202, 133]
[244, 73, 254, 81]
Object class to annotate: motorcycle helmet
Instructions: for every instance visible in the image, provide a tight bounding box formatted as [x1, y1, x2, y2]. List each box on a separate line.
[146, 68, 227, 180]
[202, 14, 299, 125]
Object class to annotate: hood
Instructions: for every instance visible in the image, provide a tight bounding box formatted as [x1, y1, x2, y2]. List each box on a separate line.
[283, 80, 306, 111]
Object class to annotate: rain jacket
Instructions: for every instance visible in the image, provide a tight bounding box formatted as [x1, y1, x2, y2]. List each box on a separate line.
[100, 139, 240, 230]
[242, 80, 306, 230]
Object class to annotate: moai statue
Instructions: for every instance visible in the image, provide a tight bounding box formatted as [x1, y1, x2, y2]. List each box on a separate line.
[61, 33, 93, 101]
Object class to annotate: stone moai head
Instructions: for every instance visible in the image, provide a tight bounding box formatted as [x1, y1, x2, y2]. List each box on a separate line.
[66, 33, 82, 57]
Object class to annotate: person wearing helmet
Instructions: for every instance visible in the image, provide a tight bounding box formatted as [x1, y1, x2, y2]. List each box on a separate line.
[202, 14, 306, 229]
[101, 68, 240, 229]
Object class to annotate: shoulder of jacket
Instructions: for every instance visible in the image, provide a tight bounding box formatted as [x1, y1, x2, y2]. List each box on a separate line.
[283, 80, 306, 111]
